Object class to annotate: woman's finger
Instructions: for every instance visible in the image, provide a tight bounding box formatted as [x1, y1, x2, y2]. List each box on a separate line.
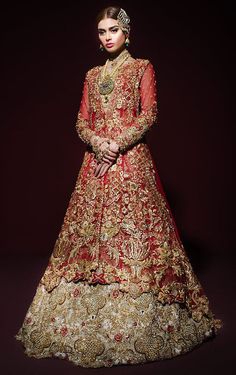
[102, 155, 116, 163]
[98, 162, 110, 178]
[103, 150, 119, 161]
[94, 164, 100, 176]
[99, 164, 110, 177]
[97, 165, 103, 178]
[98, 163, 108, 177]
[103, 161, 113, 175]
[94, 162, 103, 177]
[96, 162, 105, 177]
[108, 150, 119, 157]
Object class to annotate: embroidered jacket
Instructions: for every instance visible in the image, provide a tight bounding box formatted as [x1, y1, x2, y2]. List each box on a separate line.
[75, 58, 158, 153]
[40, 57, 219, 325]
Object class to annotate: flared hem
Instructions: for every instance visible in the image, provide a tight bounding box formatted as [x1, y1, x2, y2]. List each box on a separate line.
[16, 278, 223, 368]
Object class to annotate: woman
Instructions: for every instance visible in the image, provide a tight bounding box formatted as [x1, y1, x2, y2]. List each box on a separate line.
[16, 6, 223, 368]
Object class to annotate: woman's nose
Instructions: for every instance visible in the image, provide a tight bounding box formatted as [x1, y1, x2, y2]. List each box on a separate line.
[105, 32, 111, 41]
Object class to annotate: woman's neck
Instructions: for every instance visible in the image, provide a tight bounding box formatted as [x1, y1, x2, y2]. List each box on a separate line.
[107, 47, 128, 61]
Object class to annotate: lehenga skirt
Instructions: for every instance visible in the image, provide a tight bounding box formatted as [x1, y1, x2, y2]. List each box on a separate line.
[16, 146, 223, 367]
[16, 276, 222, 368]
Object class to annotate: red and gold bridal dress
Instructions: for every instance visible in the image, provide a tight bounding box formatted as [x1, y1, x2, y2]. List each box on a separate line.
[16, 51, 223, 368]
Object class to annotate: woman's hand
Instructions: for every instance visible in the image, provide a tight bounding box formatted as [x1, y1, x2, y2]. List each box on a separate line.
[90, 135, 110, 148]
[102, 141, 119, 163]
[94, 160, 112, 178]
[94, 140, 120, 178]
[101, 140, 120, 163]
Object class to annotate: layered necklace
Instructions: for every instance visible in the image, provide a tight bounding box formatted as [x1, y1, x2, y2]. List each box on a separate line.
[98, 49, 131, 98]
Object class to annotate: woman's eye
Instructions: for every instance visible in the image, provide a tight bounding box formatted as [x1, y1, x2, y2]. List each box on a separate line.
[98, 28, 118, 36]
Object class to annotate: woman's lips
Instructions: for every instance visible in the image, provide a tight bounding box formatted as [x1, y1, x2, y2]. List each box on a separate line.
[106, 43, 114, 48]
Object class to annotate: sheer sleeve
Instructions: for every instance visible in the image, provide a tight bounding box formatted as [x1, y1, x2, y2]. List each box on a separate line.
[116, 61, 158, 152]
[75, 73, 97, 146]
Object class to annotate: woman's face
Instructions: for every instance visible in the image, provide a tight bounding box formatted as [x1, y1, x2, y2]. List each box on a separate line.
[98, 17, 126, 54]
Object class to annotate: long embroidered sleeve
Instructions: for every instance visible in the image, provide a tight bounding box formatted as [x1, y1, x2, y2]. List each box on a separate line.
[75, 73, 96, 147]
[115, 62, 158, 153]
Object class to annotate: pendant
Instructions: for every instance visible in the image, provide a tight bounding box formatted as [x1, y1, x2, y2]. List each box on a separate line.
[99, 75, 115, 95]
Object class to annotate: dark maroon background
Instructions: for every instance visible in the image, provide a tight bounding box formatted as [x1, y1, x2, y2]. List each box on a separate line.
[1, 1, 234, 374]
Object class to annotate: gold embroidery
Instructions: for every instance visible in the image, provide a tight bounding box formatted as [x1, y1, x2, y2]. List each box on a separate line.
[38, 141, 221, 329]
[74, 337, 105, 365]
[16, 279, 222, 368]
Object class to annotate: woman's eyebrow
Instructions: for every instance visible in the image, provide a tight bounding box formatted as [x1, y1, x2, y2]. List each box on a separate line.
[98, 25, 119, 31]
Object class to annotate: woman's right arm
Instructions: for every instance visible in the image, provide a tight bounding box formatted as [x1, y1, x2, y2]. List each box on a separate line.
[75, 73, 94, 145]
[75, 72, 110, 155]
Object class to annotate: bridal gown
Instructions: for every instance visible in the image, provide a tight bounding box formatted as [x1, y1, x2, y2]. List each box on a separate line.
[16, 52, 223, 368]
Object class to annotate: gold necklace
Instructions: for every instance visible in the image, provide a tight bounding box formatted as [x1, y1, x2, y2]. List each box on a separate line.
[98, 49, 130, 96]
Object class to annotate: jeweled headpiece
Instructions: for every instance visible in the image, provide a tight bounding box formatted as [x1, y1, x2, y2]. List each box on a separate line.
[117, 8, 130, 34]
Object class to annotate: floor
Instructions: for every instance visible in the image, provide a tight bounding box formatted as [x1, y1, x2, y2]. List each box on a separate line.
[2, 253, 234, 375]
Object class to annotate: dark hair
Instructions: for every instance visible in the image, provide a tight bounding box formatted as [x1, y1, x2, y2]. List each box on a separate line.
[96, 6, 121, 24]
[96, 5, 131, 36]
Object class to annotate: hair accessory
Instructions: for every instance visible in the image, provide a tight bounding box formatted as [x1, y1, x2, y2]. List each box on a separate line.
[117, 8, 130, 34]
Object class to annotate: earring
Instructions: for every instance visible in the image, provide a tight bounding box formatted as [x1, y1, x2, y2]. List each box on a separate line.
[125, 37, 130, 47]
[99, 44, 104, 51]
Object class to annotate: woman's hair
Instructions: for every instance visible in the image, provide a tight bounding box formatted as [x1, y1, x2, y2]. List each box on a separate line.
[96, 6, 131, 35]
[96, 6, 121, 24]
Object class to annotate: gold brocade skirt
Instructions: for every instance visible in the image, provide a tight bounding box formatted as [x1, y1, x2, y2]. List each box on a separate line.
[16, 277, 222, 368]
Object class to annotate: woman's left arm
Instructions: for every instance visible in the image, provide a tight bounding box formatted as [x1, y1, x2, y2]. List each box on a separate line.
[115, 61, 158, 153]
